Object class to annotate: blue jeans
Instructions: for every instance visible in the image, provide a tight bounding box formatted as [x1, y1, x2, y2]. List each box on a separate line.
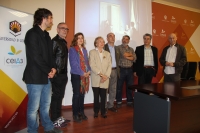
[71, 74, 85, 116]
[116, 67, 133, 103]
[26, 79, 54, 133]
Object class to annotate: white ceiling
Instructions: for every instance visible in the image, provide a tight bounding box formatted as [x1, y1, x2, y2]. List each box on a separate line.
[152, 0, 200, 10]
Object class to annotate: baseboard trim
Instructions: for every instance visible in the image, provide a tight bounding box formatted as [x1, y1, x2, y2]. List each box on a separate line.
[61, 100, 128, 109]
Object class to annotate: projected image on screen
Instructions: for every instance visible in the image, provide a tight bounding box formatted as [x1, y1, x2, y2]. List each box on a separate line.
[75, 0, 151, 52]
[99, 2, 121, 39]
[99, 1, 138, 45]
[65, 0, 152, 105]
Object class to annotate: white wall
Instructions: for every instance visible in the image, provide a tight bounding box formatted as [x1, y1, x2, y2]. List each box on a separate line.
[0, 0, 65, 38]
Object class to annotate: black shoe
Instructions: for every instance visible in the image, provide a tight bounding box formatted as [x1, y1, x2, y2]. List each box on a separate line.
[101, 114, 107, 118]
[45, 127, 63, 133]
[127, 102, 134, 107]
[73, 115, 82, 123]
[116, 103, 122, 108]
[79, 113, 88, 120]
[94, 113, 98, 118]
[108, 107, 118, 112]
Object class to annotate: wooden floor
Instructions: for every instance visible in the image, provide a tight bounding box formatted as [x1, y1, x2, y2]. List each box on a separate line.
[39, 104, 134, 133]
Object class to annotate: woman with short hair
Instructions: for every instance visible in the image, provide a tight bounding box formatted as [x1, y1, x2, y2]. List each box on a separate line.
[89, 36, 112, 118]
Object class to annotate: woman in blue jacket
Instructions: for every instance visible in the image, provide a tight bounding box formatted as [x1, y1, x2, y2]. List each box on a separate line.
[69, 32, 91, 123]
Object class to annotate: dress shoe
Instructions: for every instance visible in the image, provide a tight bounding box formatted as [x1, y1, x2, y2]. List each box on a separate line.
[127, 102, 134, 107]
[105, 108, 108, 114]
[116, 103, 122, 108]
[73, 115, 82, 123]
[108, 107, 118, 112]
[101, 114, 107, 118]
[94, 113, 98, 118]
[79, 113, 88, 120]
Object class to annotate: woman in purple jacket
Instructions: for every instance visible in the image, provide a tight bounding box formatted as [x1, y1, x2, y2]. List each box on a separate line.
[69, 32, 91, 123]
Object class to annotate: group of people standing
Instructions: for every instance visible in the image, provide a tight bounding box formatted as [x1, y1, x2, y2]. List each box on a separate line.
[69, 32, 136, 121]
[22, 8, 187, 133]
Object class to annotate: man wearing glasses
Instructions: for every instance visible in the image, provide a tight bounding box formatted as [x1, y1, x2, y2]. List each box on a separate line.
[50, 22, 70, 127]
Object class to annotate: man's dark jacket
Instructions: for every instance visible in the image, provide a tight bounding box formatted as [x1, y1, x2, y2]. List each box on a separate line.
[52, 34, 68, 74]
[159, 43, 187, 74]
[23, 25, 55, 84]
[133, 45, 158, 77]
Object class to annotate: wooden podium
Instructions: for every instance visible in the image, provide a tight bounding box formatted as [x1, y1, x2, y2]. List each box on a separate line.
[129, 80, 200, 133]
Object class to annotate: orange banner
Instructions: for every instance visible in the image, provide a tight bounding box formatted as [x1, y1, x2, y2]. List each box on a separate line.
[152, 2, 200, 82]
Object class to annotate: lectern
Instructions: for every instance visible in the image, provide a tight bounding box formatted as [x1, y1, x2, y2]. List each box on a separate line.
[129, 80, 200, 133]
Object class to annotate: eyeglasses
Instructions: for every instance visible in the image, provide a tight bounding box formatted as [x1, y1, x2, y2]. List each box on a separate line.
[59, 27, 69, 31]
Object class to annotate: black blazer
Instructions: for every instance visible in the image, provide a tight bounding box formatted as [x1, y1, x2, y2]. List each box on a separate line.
[133, 45, 158, 77]
[159, 43, 187, 74]
[23, 25, 55, 84]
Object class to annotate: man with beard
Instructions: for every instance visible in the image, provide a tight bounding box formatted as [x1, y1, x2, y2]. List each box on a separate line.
[23, 8, 63, 133]
[116, 35, 136, 108]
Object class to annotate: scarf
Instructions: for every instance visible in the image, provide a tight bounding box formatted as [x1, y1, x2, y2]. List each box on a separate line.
[74, 45, 89, 93]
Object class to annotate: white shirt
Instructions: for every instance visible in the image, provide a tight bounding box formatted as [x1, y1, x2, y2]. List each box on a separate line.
[164, 45, 177, 74]
[96, 48, 104, 62]
[144, 46, 154, 66]
[108, 44, 116, 67]
[80, 47, 84, 55]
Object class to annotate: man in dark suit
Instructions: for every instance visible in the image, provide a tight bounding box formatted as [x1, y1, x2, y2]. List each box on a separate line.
[133, 33, 158, 84]
[23, 8, 62, 133]
[104, 32, 120, 112]
[159, 33, 187, 82]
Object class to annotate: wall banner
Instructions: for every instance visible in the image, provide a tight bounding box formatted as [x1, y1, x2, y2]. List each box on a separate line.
[152, 2, 200, 82]
[0, 6, 32, 133]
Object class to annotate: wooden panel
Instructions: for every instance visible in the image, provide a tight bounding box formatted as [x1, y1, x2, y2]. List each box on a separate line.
[170, 97, 200, 133]
[65, 0, 75, 48]
[129, 80, 200, 100]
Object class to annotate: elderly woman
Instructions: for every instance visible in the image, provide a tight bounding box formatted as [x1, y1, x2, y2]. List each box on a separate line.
[69, 32, 91, 123]
[89, 36, 112, 118]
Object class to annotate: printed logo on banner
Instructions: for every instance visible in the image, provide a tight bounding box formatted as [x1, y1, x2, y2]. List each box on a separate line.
[160, 29, 166, 37]
[162, 15, 169, 22]
[171, 16, 176, 24]
[190, 20, 195, 27]
[4, 45, 24, 66]
[182, 19, 188, 26]
[9, 20, 21, 37]
[152, 13, 155, 20]
[186, 47, 195, 55]
[8, 45, 22, 55]
[181, 33, 187, 40]
[152, 29, 158, 36]
[0, 20, 24, 43]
